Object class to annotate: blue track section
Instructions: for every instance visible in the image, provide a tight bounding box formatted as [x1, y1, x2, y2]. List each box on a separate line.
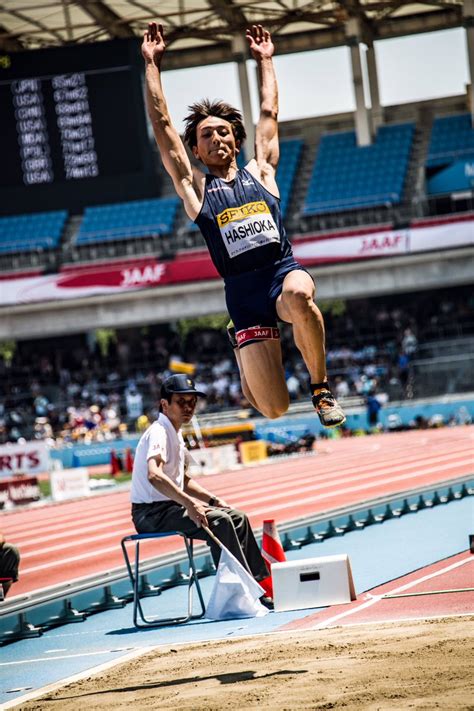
[0, 497, 471, 706]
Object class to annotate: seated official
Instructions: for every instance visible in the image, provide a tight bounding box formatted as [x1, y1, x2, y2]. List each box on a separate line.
[130, 374, 270, 592]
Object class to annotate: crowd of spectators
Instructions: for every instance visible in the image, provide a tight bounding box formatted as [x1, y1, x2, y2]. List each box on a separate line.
[0, 286, 472, 445]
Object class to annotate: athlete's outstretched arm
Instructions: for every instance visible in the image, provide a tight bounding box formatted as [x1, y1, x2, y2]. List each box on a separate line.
[246, 25, 279, 184]
[142, 22, 201, 215]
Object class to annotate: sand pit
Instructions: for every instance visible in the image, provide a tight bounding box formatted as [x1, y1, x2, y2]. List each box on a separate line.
[17, 615, 473, 710]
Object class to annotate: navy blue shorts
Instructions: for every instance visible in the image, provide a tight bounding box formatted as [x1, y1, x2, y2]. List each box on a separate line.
[224, 255, 311, 348]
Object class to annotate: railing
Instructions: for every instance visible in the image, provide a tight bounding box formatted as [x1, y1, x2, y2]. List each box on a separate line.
[76, 222, 173, 242]
[303, 192, 400, 214]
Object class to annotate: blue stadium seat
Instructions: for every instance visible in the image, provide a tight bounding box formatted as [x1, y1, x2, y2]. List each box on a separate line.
[76, 197, 180, 245]
[303, 123, 414, 215]
[0, 210, 67, 255]
[426, 113, 474, 168]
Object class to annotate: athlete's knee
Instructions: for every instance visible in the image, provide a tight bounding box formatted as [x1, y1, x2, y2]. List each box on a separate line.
[258, 394, 289, 419]
[281, 285, 314, 315]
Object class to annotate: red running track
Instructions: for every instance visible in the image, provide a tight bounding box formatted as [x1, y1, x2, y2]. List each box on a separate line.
[281, 551, 474, 629]
[3, 427, 473, 599]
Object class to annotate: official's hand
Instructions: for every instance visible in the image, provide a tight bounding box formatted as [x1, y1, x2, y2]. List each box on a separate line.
[209, 496, 229, 508]
[187, 501, 209, 528]
[246, 24, 274, 60]
[142, 22, 166, 67]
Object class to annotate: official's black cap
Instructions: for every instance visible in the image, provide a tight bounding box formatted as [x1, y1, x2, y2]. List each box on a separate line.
[160, 374, 206, 398]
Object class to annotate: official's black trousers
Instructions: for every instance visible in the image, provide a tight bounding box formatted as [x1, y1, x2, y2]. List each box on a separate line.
[132, 501, 269, 582]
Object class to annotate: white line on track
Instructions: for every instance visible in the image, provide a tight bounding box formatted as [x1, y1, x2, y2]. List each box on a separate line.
[17, 459, 472, 576]
[1, 646, 155, 710]
[246, 459, 473, 517]
[0, 647, 140, 667]
[309, 557, 474, 629]
[18, 450, 471, 555]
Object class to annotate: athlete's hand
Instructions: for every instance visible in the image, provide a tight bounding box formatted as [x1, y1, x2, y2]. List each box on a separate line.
[142, 22, 166, 67]
[246, 24, 274, 60]
[186, 501, 209, 528]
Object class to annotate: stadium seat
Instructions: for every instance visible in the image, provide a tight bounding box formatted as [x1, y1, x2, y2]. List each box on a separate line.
[426, 113, 474, 168]
[121, 532, 206, 628]
[0, 210, 67, 255]
[303, 123, 414, 215]
[76, 197, 180, 245]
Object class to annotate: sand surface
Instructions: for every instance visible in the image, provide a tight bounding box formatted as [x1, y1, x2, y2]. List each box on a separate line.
[16, 616, 474, 710]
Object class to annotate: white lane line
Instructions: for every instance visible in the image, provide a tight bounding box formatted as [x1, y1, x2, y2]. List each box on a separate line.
[247, 459, 474, 517]
[10, 436, 468, 534]
[219, 443, 474, 496]
[19, 545, 130, 574]
[0, 647, 139, 667]
[309, 556, 473, 630]
[9, 511, 132, 545]
[13, 447, 453, 548]
[20, 528, 134, 559]
[229, 452, 473, 510]
[1, 646, 155, 710]
[18, 461, 472, 575]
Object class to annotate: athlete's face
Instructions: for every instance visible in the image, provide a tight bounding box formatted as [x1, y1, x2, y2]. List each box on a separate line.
[193, 116, 238, 165]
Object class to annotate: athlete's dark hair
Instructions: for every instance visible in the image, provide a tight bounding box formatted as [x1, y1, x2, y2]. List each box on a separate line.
[183, 99, 247, 149]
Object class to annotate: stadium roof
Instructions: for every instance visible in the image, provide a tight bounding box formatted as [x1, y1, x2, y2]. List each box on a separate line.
[0, 1, 464, 68]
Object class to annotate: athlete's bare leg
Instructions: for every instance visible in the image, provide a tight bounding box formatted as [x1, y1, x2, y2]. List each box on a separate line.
[237, 340, 289, 419]
[276, 269, 327, 383]
[275, 269, 345, 427]
[232, 347, 259, 410]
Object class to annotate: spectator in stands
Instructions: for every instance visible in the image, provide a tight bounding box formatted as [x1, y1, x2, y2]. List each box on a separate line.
[141, 22, 345, 429]
[334, 376, 350, 399]
[130, 374, 272, 604]
[125, 382, 144, 424]
[366, 390, 382, 430]
[402, 327, 418, 357]
[0, 533, 20, 599]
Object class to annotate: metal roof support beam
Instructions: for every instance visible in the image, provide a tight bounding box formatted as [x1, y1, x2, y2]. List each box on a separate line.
[366, 42, 384, 131]
[232, 34, 255, 158]
[346, 18, 373, 146]
[464, 0, 474, 126]
[208, 0, 248, 30]
[0, 23, 23, 51]
[74, 0, 135, 39]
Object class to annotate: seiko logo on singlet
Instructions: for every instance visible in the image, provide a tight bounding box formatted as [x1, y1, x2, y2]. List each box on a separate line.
[216, 200, 280, 259]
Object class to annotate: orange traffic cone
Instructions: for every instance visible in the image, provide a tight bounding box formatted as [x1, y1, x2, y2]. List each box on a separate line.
[125, 447, 134, 474]
[260, 519, 286, 598]
[110, 449, 121, 477]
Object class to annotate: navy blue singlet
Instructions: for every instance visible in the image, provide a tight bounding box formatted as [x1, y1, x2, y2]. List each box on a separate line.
[195, 167, 293, 278]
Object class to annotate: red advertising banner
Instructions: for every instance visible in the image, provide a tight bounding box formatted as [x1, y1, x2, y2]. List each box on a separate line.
[0, 442, 49, 476]
[0, 214, 472, 307]
[0, 476, 41, 506]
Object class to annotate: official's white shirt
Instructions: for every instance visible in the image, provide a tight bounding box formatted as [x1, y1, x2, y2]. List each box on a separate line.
[130, 413, 193, 503]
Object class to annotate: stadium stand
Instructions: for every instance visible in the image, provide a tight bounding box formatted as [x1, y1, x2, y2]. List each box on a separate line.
[303, 123, 414, 215]
[276, 138, 303, 217]
[1, 97, 473, 273]
[0, 210, 67, 255]
[426, 113, 474, 168]
[426, 113, 474, 195]
[75, 197, 180, 245]
[2, 285, 472, 444]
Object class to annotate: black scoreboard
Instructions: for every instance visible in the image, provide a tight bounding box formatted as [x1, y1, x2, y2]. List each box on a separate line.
[0, 39, 157, 215]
